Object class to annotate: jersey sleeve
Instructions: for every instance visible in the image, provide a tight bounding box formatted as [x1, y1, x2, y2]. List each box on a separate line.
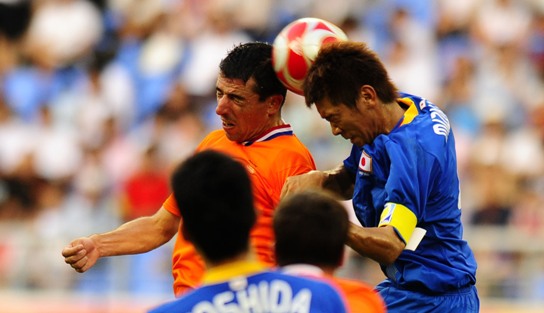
[162, 193, 181, 217]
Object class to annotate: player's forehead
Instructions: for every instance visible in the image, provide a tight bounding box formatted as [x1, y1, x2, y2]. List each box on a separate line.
[316, 97, 341, 117]
[216, 75, 258, 97]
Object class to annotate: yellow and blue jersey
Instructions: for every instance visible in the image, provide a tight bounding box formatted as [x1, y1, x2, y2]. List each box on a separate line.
[344, 93, 477, 294]
[148, 261, 347, 313]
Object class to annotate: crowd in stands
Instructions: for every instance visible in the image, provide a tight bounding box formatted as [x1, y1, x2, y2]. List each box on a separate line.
[0, 0, 543, 301]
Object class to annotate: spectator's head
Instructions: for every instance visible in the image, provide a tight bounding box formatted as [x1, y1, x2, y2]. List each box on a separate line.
[274, 189, 349, 271]
[171, 150, 256, 264]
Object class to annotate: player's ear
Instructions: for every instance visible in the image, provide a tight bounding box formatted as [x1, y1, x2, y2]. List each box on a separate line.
[267, 94, 284, 113]
[359, 85, 378, 107]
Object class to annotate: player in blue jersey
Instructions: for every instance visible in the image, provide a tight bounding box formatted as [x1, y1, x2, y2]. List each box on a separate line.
[281, 41, 479, 312]
[148, 150, 347, 313]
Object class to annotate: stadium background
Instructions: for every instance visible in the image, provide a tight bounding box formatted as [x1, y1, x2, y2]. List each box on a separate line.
[0, 0, 543, 312]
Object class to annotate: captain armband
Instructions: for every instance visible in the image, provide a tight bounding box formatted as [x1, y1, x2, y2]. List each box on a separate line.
[378, 203, 426, 250]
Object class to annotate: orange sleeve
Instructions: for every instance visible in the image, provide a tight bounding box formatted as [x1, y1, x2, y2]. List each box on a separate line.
[162, 193, 180, 217]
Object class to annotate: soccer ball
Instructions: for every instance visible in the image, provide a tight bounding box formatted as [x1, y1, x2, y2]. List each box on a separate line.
[272, 17, 348, 95]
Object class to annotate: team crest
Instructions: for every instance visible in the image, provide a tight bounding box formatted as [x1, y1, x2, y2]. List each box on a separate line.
[381, 203, 395, 224]
[359, 151, 372, 173]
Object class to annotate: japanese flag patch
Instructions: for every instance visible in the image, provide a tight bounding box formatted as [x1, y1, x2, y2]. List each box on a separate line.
[359, 150, 372, 173]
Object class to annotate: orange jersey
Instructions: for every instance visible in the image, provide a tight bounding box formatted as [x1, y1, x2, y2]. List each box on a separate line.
[281, 264, 387, 313]
[162, 125, 316, 296]
[330, 277, 387, 313]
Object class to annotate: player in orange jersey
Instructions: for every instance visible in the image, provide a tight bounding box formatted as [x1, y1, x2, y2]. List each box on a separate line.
[274, 189, 387, 313]
[62, 42, 316, 296]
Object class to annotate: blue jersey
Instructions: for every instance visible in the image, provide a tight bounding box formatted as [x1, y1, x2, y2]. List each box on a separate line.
[343, 93, 477, 294]
[148, 261, 347, 313]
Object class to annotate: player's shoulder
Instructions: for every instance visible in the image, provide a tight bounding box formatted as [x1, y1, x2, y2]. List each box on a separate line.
[331, 276, 375, 292]
[149, 271, 346, 313]
[271, 272, 347, 312]
[270, 134, 313, 161]
[253, 133, 314, 164]
[197, 129, 232, 150]
[262, 270, 344, 295]
[389, 93, 451, 148]
[330, 277, 386, 313]
[201, 129, 226, 142]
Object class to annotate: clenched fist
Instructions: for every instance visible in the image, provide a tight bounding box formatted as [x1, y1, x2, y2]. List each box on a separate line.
[61, 236, 99, 273]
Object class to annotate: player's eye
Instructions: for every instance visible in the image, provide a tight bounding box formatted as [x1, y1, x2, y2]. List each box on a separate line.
[230, 95, 245, 105]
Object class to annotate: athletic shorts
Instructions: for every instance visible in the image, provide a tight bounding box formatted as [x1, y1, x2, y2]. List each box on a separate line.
[376, 279, 480, 312]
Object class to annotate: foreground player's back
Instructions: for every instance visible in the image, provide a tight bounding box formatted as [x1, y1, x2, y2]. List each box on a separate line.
[149, 265, 347, 313]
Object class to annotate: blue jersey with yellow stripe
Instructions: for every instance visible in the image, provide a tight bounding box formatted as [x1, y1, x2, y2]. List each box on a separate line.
[344, 93, 477, 294]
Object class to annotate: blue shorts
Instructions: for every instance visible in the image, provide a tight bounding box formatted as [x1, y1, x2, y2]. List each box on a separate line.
[376, 279, 480, 312]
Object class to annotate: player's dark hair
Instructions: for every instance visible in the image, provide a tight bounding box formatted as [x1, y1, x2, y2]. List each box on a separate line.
[274, 189, 349, 268]
[171, 150, 256, 263]
[304, 41, 398, 108]
[220, 42, 287, 104]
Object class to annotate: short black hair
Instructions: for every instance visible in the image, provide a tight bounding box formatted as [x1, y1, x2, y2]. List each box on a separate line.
[219, 42, 287, 103]
[274, 189, 349, 268]
[171, 150, 256, 263]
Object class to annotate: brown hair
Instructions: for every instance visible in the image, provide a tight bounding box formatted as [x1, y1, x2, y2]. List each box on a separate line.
[304, 41, 398, 108]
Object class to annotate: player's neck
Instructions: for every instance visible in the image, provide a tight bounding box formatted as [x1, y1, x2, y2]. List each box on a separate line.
[384, 101, 408, 133]
[250, 118, 286, 140]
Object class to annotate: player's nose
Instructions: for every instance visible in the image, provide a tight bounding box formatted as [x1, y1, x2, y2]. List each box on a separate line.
[216, 96, 230, 115]
[331, 125, 342, 136]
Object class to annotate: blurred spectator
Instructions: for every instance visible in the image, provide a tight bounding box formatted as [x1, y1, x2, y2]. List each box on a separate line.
[382, 7, 440, 102]
[96, 114, 141, 191]
[119, 144, 170, 221]
[472, 0, 531, 51]
[0, 0, 31, 76]
[179, 2, 251, 104]
[528, 10, 544, 80]
[469, 164, 514, 226]
[32, 105, 82, 183]
[25, 0, 102, 67]
[129, 81, 205, 168]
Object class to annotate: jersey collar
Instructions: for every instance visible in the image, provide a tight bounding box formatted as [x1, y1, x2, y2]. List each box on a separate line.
[281, 264, 324, 278]
[203, 260, 266, 284]
[242, 124, 294, 146]
[393, 97, 419, 131]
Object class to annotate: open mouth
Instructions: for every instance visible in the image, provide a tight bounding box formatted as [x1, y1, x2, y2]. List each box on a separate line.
[222, 120, 235, 129]
[223, 121, 235, 130]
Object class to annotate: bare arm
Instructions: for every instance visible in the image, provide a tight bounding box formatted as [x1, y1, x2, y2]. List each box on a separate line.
[62, 206, 180, 273]
[281, 164, 355, 200]
[346, 223, 405, 265]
